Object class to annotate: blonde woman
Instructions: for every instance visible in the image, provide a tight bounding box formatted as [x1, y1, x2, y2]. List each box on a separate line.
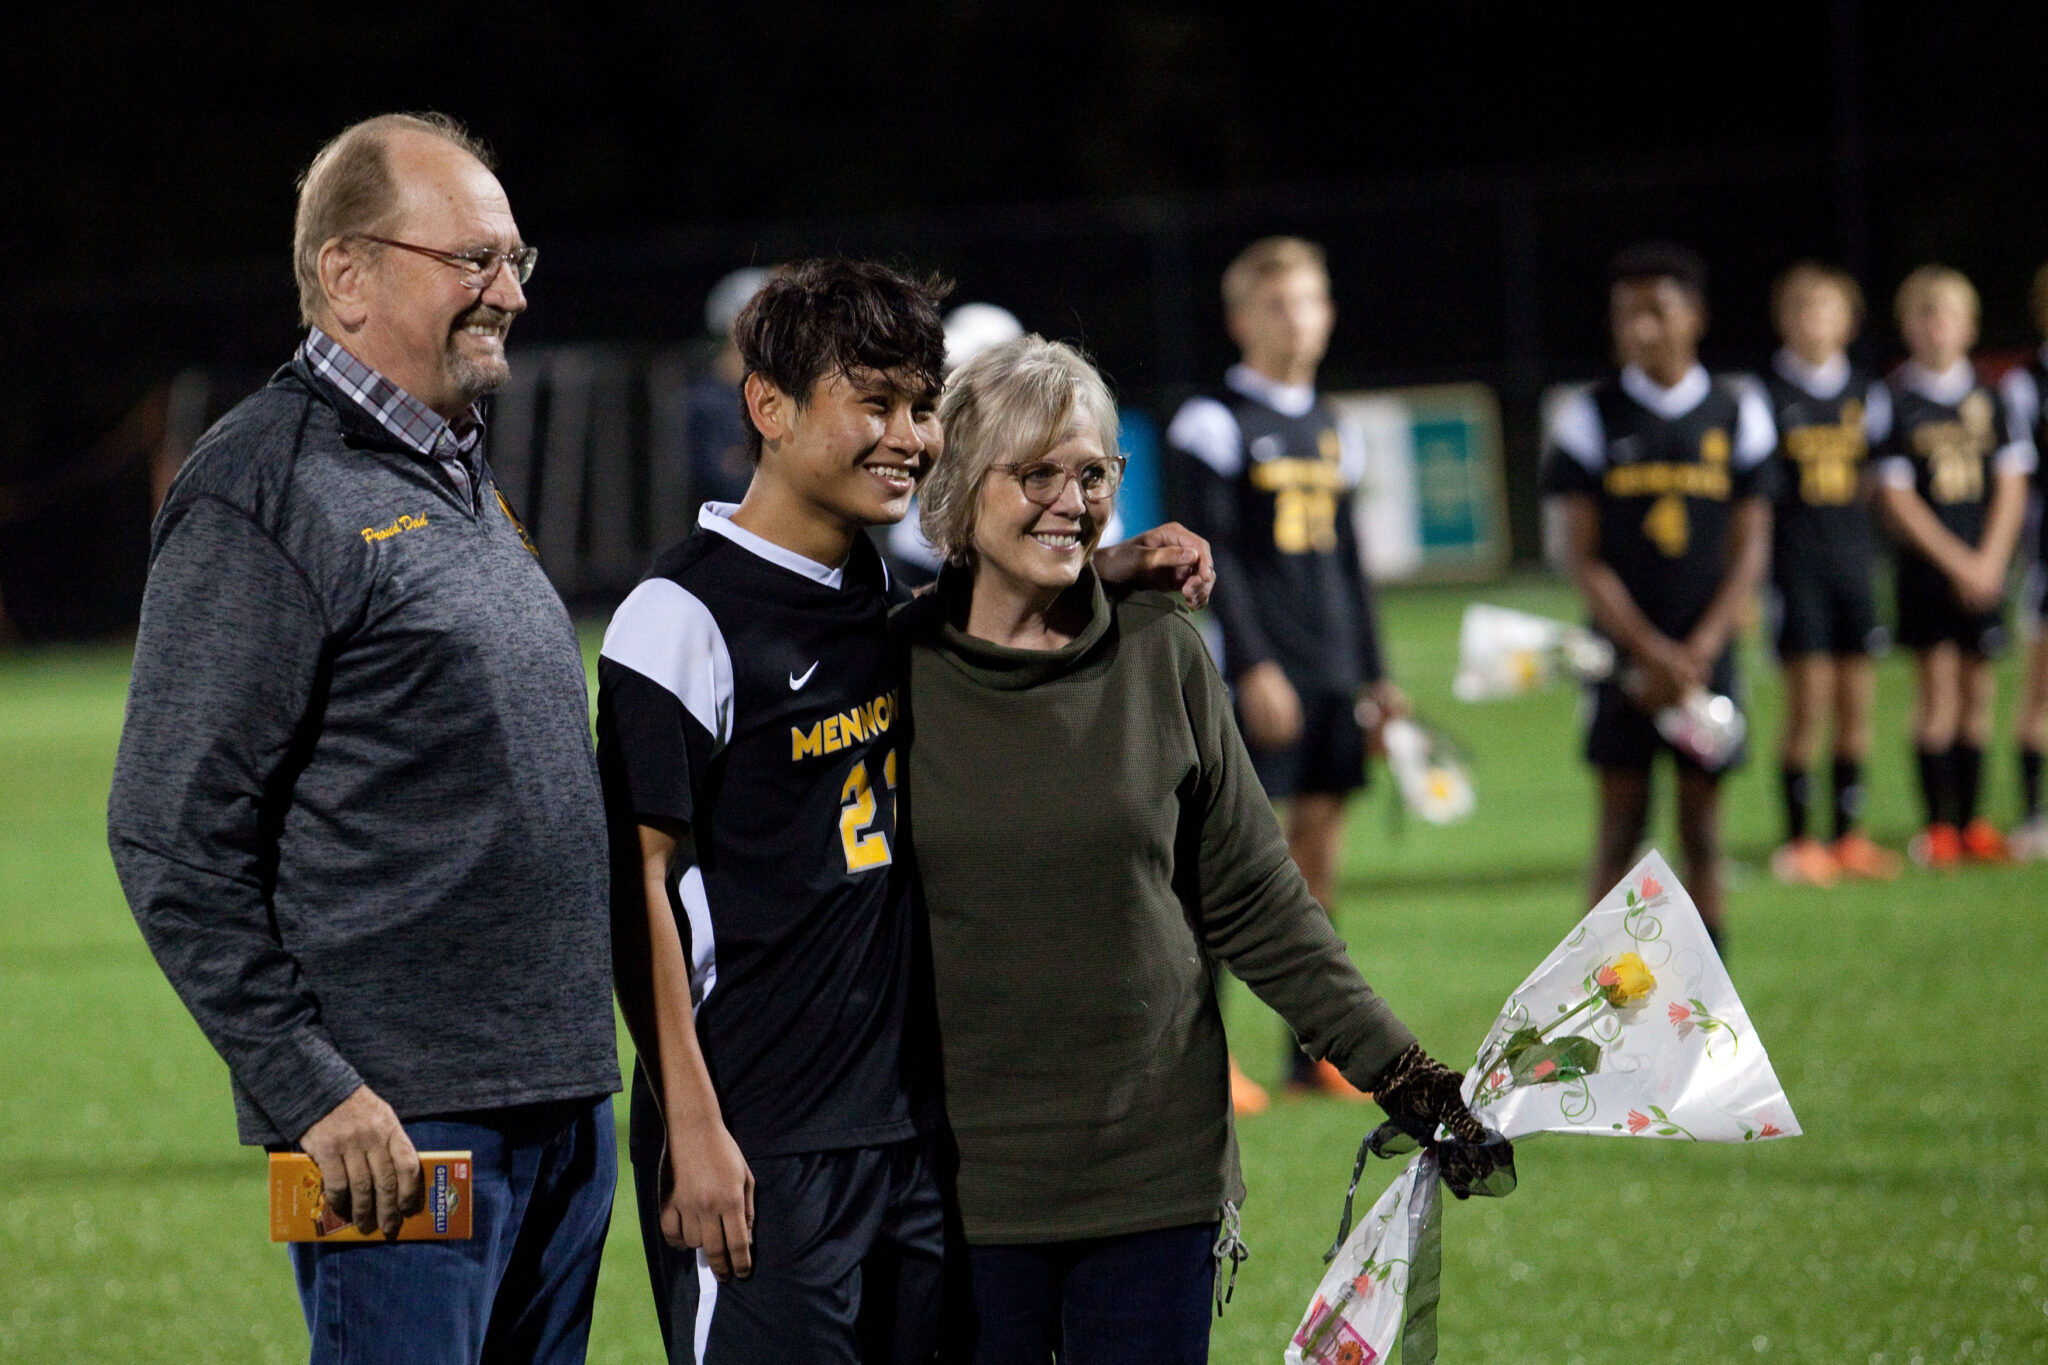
[895, 335, 1496, 1363]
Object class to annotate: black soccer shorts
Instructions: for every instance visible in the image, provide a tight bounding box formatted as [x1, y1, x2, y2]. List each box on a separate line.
[1894, 556, 2009, 658]
[1244, 684, 1368, 800]
[1770, 559, 1885, 659]
[630, 1075, 948, 1364]
[1584, 652, 1745, 775]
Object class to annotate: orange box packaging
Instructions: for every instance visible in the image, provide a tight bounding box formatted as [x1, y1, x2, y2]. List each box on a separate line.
[268, 1151, 474, 1242]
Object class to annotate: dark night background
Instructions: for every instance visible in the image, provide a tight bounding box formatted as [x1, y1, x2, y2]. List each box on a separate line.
[4, 2, 2046, 634]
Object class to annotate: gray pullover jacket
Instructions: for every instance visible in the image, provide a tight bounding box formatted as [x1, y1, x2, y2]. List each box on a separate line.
[108, 356, 619, 1145]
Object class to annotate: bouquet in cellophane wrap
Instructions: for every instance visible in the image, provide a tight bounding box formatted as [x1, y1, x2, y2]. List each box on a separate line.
[1286, 852, 1798, 1364]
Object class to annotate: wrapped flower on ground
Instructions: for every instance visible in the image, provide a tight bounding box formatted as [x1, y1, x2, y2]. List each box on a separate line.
[1596, 952, 1655, 1007]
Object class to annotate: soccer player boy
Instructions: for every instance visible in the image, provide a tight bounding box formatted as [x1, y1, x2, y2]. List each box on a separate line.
[1876, 266, 2036, 867]
[1541, 243, 1776, 944]
[596, 258, 1212, 1362]
[1168, 236, 1406, 1110]
[1760, 262, 1902, 886]
[1993, 261, 2048, 860]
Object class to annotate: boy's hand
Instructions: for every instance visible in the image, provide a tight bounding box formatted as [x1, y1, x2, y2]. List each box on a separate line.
[1951, 554, 2005, 612]
[663, 1118, 756, 1282]
[1632, 637, 1700, 711]
[1237, 662, 1303, 750]
[1095, 522, 1215, 609]
[1354, 679, 1410, 755]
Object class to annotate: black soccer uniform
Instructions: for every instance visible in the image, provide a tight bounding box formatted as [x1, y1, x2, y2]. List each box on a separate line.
[1540, 364, 1777, 772]
[597, 504, 945, 1364]
[1763, 350, 1891, 658]
[1168, 364, 1386, 799]
[1875, 361, 2038, 658]
[1997, 348, 2048, 625]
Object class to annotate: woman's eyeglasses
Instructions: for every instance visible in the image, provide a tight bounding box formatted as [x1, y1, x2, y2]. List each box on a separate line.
[992, 456, 1125, 507]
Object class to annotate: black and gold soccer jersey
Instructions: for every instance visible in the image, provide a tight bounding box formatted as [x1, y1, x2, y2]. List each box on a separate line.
[1874, 360, 2036, 552]
[1541, 364, 1777, 641]
[1762, 349, 1888, 579]
[595, 505, 938, 1159]
[1997, 347, 2048, 569]
[1167, 365, 1384, 692]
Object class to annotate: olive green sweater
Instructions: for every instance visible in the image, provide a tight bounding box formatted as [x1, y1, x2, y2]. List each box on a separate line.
[898, 569, 1416, 1243]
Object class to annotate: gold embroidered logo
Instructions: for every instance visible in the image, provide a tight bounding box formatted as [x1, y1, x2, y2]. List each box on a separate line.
[361, 512, 430, 544]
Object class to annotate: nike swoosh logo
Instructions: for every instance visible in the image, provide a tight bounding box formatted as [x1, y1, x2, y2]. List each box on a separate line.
[789, 661, 820, 690]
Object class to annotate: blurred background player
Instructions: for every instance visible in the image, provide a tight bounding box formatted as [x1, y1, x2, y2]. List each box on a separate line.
[1760, 263, 1902, 886]
[682, 266, 773, 516]
[1541, 243, 1775, 947]
[1168, 237, 1406, 1110]
[1994, 263, 2048, 859]
[1874, 266, 2036, 868]
[885, 301, 1027, 584]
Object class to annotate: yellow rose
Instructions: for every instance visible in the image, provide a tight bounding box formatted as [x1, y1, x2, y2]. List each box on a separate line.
[1595, 952, 1655, 1007]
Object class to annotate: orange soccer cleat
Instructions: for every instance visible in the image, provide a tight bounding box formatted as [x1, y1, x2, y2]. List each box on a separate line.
[1830, 831, 1902, 881]
[1960, 818, 2010, 863]
[1769, 838, 1840, 887]
[1909, 822, 1963, 870]
[1229, 1056, 1270, 1116]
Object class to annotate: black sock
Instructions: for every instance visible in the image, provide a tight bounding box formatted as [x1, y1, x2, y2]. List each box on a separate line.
[1917, 746, 1955, 827]
[2023, 746, 2044, 820]
[1831, 757, 1865, 840]
[1780, 765, 1811, 842]
[1954, 742, 1984, 827]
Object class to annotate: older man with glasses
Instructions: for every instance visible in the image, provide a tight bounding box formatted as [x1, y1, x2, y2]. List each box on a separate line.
[108, 113, 620, 1364]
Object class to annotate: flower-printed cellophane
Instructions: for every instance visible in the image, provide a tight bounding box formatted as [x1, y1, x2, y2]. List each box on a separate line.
[1286, 1148, 1439, 1365]
[1462, 849, 1799, 1143]
[1284, 850, 1798, 1364]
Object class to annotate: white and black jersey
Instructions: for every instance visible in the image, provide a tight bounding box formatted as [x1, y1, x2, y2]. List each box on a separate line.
[1167, 364, 1385, 695]
[1997, 346, 2048, 574]
[1762, 349, 1890, 579]
[1875, 361, 2036, 551]
[596, 503, 938, 1159]
[1541, 364, 1778, 642]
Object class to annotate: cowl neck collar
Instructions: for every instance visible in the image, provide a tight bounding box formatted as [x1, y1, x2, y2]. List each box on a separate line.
[929, 564, 1113, 691]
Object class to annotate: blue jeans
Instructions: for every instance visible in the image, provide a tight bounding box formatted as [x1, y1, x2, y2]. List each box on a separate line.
[289, 1096, 616, 1365]
[962, 1222, 1217, 1365]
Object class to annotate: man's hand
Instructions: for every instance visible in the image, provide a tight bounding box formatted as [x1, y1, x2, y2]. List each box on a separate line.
[1236, 661, 1303, 751]
[300, 1084, 424, 1238]
[663, 1118, 756, 1282]
[1095, 522, 1215, 609]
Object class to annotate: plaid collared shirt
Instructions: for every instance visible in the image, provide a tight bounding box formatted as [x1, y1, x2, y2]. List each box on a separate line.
[301, 327, 483, 508]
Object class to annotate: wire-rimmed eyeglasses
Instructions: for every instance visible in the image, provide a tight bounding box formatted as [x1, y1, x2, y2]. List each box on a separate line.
[356, 235, 538, 289]
[991, 455, 1125, 507]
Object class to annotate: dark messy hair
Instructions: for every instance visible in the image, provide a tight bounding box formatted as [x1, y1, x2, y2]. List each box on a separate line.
[1606, 241, 1709, 305]
[732, 257, 952, 462]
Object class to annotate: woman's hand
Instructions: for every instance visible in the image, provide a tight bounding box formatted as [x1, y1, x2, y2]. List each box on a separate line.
[1371, 1043, 1509, 1199]
[1371, 1043, 1486, 1145]
[1094, 522, 1216, 609]
[662, 1118, 756, 1282]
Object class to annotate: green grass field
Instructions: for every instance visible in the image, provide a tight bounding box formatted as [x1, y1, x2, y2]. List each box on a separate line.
[3, 578, 2043, 1363]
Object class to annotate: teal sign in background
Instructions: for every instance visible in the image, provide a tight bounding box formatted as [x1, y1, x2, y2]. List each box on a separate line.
[1413, 417, 1481, 550]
